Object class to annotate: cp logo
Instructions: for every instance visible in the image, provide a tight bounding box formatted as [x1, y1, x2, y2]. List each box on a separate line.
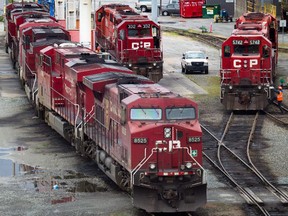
[233, 59, 258, 68]
[131, 41, 151, 50]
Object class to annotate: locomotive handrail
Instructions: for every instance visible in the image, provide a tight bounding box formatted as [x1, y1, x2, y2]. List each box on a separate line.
[131, 147, 151, 184]
[31, 71, 37, 95]
[119, 48, 162, 64]
[76, 105, 95, 131]
[131, 146, 207, 185]
[50, 87, 80, 127]
[220, 68, 272, 83]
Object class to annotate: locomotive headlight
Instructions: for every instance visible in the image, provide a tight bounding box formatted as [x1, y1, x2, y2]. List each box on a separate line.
[229, 85, 233, 90]
[258, 85, 262, 90]
[149, 163, 156, 170]
[164, 127, 172, 138]
[153, 62, 157, 66]
[128, 63, 132, 67]
[185, 162, 192, 169]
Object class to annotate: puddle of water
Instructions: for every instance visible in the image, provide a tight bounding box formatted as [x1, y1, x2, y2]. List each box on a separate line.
[0, 146, 35, 177]
[0, 146, 28, 152]
[0, 158, 38, 177]
[69, 180, 108, 193]
[31, 177, 104, 204]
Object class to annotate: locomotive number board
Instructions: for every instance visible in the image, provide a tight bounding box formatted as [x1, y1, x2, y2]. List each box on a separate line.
[232, 40, 260, 45]
[127, 24, 151, 29]
[249, 40, 260, 45]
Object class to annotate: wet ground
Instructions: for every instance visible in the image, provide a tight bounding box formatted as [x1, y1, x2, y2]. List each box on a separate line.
[3, 14, 288, 214]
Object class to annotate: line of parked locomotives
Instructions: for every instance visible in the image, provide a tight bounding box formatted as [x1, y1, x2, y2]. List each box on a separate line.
[4, 2, 207, 213]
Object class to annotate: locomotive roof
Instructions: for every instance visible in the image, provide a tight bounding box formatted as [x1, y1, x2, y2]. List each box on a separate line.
[8, 2, 43, 9]
[31, 27, 66, 35]
[103, 4, 149, 22]
[120, 84, 173, 97]
[10, 8, 47, 16]
[241, 12, 274, 21]
[31, 39, 70, 49]
[68, 60, 129, 70]
[55, 47, 96, 56]
[83, 72, 152, 93]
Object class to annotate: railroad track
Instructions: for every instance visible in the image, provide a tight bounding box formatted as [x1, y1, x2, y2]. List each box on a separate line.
[162, 26, 288, 53]
[201, 112, 288, 215]
[162, 26, 225, 49]
[263, 102, 288, 126]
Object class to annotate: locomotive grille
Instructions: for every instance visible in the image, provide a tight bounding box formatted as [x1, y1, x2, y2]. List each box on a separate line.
[192, 62, 204, 66]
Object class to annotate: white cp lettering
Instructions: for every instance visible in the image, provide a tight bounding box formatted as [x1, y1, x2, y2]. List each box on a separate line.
[131, 41, 151, 50]
[233, 59, 258, 68]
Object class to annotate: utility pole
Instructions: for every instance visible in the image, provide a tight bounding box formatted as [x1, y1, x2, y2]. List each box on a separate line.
[152, 0, 158, 23]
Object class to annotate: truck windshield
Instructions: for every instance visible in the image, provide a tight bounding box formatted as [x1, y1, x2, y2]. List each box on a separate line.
[186, 52, 205, 59]
[166, 107, 196, 120]
[130, 108, 162, 120]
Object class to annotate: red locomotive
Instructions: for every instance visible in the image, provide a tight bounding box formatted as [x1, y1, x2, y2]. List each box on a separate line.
[5, 2, 48, 55]
[5, 2, 207, 213]
[95, 4, 163, 82]
[220, 12, 278, 110]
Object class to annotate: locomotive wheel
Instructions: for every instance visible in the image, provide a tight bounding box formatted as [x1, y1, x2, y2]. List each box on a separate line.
[117, 170, 130, 192]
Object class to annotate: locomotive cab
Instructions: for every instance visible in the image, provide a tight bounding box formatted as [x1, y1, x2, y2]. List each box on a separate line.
[95, 4, 163, 82]
[220, 34, 276, 110]
[118, 84, 207, 212]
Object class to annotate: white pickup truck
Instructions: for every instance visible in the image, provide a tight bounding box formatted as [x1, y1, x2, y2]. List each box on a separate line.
[135, 0, 178, 12]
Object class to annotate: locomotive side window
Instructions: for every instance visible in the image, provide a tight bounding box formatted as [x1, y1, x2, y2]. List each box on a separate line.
[152, 26, 160, 48]
[56, 53, 60, 64]
[224, 46, 230, 57]
[262, 46, 269, 58]
[119, 29, 125, 40]
[97, 12, 103, 22]
[166, 107, 196, 120]
[130, 108, 162, 120]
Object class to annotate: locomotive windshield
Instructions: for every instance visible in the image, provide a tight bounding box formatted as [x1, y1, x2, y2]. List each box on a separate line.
[234, 45, 259, 55]
[128, 29, 150, 37]
[130, 108, 162, 120]
[127, 23, 152, 37]
[166, 107, 196, 120]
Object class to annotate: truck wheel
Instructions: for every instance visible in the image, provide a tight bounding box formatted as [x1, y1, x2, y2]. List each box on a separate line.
[205, 69, 208, 74]
[140, 6, 147, 12]
[162, 11, 169, 16]
[181, 65, 185, 73]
